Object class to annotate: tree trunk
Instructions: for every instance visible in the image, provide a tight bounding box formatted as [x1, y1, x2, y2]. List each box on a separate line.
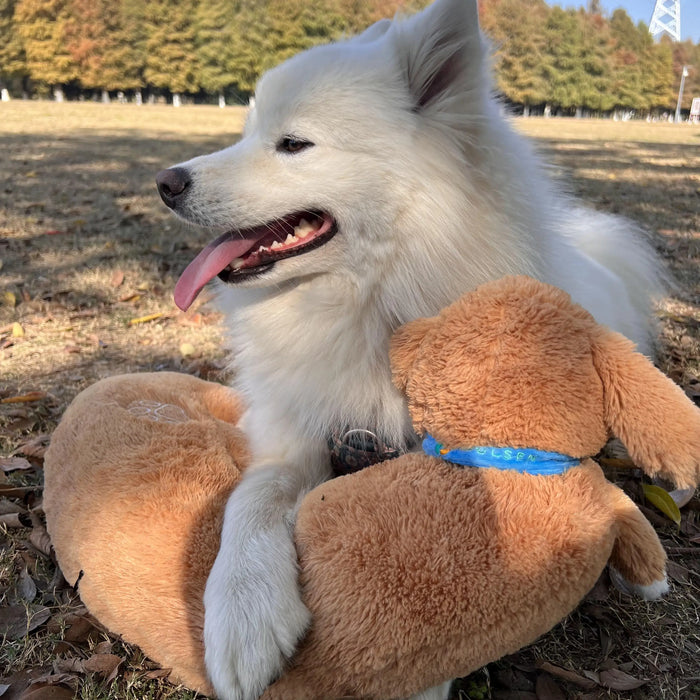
[135, 90, 143, 105]
[523, 104, 530, 117]
[172, 92, 182, 107]
[52, 85, 65, 102]
[218, 92, 225, 108]
[575, 106, 582, 119]
[1, 88, 10, 102]
[101, 89, 110, 103]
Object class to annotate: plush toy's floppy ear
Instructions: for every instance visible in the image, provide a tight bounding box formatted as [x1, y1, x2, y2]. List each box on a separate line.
[389, 316, 439, 393]
[391, 0, 483, 111]
[591, 327, 700, 489]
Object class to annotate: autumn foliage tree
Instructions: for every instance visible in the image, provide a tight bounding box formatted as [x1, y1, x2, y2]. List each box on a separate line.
[0, 0, 697, 114]
[14, 0, 78, 99]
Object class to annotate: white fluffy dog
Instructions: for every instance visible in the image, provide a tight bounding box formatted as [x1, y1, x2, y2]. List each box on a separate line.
[155, 0, 663, 698]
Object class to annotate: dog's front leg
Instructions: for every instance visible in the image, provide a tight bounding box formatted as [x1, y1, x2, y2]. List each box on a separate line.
[203, 439, 330, 700]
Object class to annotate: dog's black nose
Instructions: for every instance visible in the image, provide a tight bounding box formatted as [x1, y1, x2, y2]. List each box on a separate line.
[156, 167, 191, 209]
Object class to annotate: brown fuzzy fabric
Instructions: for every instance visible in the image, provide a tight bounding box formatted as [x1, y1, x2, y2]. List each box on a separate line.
[44, 276, 700, 699]
[44, 372, 248, 694]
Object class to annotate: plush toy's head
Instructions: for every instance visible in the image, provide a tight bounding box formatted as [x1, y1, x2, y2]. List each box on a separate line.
[390, 275, 700, 488]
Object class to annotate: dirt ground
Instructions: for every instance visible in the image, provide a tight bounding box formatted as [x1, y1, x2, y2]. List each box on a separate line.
[1, 102, 699, 699]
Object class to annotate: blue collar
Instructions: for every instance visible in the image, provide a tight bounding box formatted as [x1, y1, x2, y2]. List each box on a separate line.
[422, 434, 580, 475]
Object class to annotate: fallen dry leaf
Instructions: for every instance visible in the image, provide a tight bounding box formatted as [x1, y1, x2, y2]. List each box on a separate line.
[535, 673, 566, 700]
[669, 487, 696, 509]
[0, 391, 47, 404]
[15, 568, 37, 603]
[598, 668, 646, 691]
[0, 498, 26, 515]
[61, 613, 100, 643]
[143, 668, 172, 679]
[82, 653, 123, 681]
[0, 456, 33, 472]
[0, 485, 35, 498]
[128, 312, 165, 325]
[535, 662, 597, 690]
[643, 483, 682, 525]
[13, 434, 51, 460]
[0, 512, 24, 528]
[53, 657, 85, 675]
[93, 640, 113, 655]
[110, 269, 125, 287]
[666, 560, 691, 584]
[68, 309, 98, 319]
[30, 673, 79, 688]
[29, 519, 52, 557]
[18, 683, 74, 700]
[0, 604, 51, 640]
[12, 322, 25, 337]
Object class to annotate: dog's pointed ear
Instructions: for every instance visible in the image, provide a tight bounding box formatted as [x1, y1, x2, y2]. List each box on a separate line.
[591, 327, 700, 489]
[390, 316, 439, 393]
[392, 0, 483, 111]
[353, 18, 392, 44]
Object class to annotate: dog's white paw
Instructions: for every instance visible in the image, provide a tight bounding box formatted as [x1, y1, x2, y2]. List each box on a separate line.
[609, 566, 669, 601]
[407, 680, 453, 700]
[203, 505, 310, 700]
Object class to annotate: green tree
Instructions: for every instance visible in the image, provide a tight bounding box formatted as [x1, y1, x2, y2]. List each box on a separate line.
[98, 0, 147, 95]
[195, 0, 238, 104]
[64, 0, 108, 93]
[542, 7, 587, 114]
[14, 0, 78, 99]
[609, 9, 646, 111]
[63, 0, 145, 97]
[576, 9, 614, 113]
[143, 0, 200, 103]
[644, 36, 675, 111]
[481, 0, 550, 114]
[0, 0, 27, 92]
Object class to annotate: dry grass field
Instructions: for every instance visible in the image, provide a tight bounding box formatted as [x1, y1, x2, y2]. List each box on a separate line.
[1, 102, 699, 699]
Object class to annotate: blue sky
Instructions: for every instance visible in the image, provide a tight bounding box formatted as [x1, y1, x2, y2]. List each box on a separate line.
[550, 1, 700, 42]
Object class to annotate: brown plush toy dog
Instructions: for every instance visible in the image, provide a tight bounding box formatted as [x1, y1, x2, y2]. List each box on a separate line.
[44, 276, 700, 699]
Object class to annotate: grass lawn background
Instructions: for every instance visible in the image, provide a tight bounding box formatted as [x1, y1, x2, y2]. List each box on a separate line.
[1, 103, 699, 699]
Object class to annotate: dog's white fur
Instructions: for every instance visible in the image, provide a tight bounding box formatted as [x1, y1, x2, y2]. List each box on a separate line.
[165, 1, 663, 698]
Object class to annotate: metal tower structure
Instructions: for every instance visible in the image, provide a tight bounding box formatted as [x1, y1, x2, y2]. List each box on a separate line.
[649, 0, 681, 42]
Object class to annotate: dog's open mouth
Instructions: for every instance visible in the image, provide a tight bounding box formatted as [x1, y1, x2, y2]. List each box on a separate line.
[174, 211, 337, 311]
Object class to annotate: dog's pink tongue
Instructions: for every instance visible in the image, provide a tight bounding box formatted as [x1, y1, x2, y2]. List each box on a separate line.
[174, 232, 258, 311]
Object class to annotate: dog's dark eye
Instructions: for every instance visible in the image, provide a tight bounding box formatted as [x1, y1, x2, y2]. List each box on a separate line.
[277, 136, 314, 154]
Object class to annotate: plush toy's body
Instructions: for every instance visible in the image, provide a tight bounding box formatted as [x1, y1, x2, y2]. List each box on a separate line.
[44, 276, 700, 699]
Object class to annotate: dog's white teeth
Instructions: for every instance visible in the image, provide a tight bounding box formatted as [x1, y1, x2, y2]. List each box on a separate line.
[232, 258, 244, 270]
[271, 241, 283, 249]
[295, 218, 314, 238]
[257, 245, 266, 253]
[284, 234, 299, 245]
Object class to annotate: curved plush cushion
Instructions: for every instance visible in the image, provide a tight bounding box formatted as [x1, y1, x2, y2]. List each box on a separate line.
[45, 371, 631, 699]
[44, 372, 248, 694]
